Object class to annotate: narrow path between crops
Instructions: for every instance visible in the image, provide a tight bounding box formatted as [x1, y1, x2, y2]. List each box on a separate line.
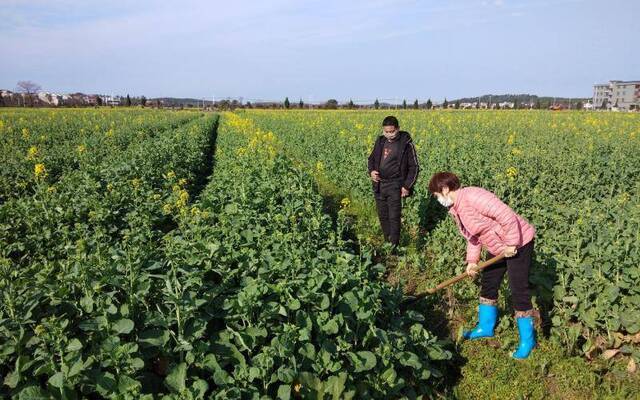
[281, 152, 465, 395]
[191, 114, 220, 200]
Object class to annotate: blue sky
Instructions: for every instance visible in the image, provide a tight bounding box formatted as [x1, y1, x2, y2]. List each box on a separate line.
[1, 0, 638, 102]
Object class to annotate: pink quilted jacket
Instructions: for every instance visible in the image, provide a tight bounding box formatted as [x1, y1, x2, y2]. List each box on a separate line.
[448, 187, 535, 263]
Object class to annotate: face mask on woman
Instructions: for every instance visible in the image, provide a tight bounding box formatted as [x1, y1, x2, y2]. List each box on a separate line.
[436, 193, 453, 207]
[383, 129, 398, 141]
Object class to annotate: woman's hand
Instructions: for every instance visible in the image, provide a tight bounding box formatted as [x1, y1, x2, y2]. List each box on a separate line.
[466, 263, 479, 277]
[504, 246, 518, 257]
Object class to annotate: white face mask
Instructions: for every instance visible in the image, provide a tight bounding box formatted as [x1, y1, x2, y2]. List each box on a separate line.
[383, 129, 398, 141]
[436, 194, 453, 208]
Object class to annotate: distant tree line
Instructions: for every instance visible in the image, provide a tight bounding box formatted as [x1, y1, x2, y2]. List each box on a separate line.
[0, 80, 591, 111]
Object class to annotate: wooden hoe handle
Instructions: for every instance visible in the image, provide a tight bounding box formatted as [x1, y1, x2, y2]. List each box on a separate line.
[425, 253, 507, 294]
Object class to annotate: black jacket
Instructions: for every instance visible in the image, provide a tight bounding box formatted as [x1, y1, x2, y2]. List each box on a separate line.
[367, 131, 420, 195]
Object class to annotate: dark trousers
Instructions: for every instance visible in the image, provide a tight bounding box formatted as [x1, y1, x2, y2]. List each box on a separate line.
[375, 181, 402, 246]
[480, 240, 534, 311]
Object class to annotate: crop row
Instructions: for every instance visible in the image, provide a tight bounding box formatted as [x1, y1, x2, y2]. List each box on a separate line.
[0, 113, 218, 398]
[0, 109, 198, 203]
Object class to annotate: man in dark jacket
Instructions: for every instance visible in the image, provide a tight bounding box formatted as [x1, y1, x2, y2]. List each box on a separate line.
[367, 116, 419, 248]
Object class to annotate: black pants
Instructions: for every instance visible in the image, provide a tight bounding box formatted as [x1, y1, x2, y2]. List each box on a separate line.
[375, 181, 402, 246]
[480, 240, 534, 311]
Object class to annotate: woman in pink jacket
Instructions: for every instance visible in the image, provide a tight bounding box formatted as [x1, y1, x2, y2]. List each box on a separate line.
[428, 172, 536, 359]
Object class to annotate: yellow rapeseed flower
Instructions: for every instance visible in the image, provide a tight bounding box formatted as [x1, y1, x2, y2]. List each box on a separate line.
[618, 192, 630, 205]
[506, 166, 518, 179]
[27, 146, 38, 160]
[34, 163, 47, 179]
[22, 127, 30, 139]
[340, 197, 351, 208]
[77, 144, 86, 153]
[162, 203, 173, 215]
[177, 190, 189, 207]
[34, 325, 45, 336]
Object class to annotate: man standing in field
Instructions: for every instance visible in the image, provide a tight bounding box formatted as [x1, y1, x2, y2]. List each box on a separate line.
[367, 116, 419, 249]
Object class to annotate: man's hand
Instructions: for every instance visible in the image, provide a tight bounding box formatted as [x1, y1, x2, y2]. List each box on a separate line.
[504, 246, 518, 257]
[370, 170, 380, 182]
[401, 187, 410, 197]
[466, 263, 479, 277]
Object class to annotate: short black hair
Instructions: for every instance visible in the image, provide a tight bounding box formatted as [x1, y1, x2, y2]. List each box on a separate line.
[382, 116, 399, 128]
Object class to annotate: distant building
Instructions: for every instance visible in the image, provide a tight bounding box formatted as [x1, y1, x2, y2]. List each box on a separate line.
[593, 80, 640, 111]
[499, 101, 515, 109]
[37, 92, 63, 106]
[87, 95, 100, 106]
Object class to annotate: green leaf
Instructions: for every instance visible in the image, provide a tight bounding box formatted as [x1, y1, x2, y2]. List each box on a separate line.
[68, 358, 84, 378]
[96, 372, 117, 396]
[192, 379, 209, 398]
[562, 296, 579, 304]
[381, 366, 397, 385]
[79, 295, 94, 313]
[3, 370, 19, 389]
[118, 375, 141, 393]
[277, 367, 295, 383]
[165, 363, 187, 393]
[66, 338, 83, 352]
[18, 386, 49, 400]
[131, 357, 145, 370]
[139, 329, 169, 347]
[327, 373, 347, 400]
[319, 295, 330, 310]
[48, 372, 64, 389]
[225, 203, 238, 214]
[288, 298, 301, 311]
[202, 353, 222, 372]
[397, 351, 422, 369]
[322, 319, 339, 335]
[277, 384, 291, 400]
[112, 318, 135, 335]
[348, 351, 376, 372]
[428, 346, 450, 360]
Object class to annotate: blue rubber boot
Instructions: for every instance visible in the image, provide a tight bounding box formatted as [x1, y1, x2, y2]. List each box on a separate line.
[463, 304, 498, 340]
[512, 316, 536, 359]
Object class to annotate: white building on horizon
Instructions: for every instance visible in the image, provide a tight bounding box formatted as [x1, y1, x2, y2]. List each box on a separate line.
[593, 80, 640, 110]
